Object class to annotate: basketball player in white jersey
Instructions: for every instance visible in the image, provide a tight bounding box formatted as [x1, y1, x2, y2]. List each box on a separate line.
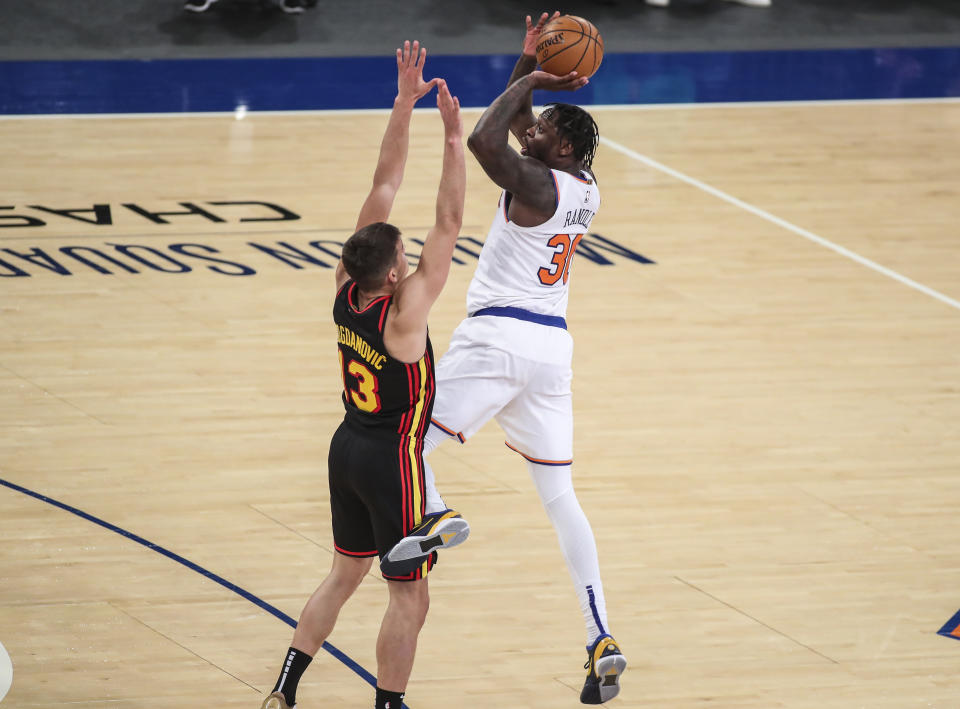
[383, 12, 627, 705]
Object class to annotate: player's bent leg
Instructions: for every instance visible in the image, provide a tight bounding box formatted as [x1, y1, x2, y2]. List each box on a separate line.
[381, 424, 471, 575]
[377, 577, 430, 696]
[387, 332, 526, 574]
[421, 425, 449, 513]
[399, 338, 527, 560]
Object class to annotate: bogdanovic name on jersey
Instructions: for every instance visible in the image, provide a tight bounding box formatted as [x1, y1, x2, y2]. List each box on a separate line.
[564, 208, 595, 230]
[337, 324, 387, 370]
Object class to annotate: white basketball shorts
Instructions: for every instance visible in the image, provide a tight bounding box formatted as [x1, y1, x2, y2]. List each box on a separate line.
[429, 313, 574, 465]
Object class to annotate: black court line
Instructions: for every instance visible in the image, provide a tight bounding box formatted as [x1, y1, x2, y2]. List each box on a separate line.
[0, 226, 429, 242]
[0, 476, 410, 709]
[675, 576, 838, 664]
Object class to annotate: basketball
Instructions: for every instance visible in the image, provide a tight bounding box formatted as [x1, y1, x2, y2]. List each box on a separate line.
[535, 15, 604, 78]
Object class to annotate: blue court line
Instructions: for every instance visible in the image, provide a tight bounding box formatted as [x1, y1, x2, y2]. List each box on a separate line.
[1, 47, 959, 114]
[0, 476, 408, 708]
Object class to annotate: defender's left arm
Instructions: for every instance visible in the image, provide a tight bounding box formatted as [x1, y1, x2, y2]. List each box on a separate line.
[337, 40, 439, 290]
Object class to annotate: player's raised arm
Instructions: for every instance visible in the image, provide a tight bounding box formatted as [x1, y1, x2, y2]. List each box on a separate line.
[336, 40, 439, 291]
[384, 80, 465, 361]
[467, 70, 587, 219]
[507, 11, 559, 143]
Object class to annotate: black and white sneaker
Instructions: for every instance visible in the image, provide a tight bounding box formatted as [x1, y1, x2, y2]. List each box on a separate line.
[381, 509, 470, 576]
[184, 0, 219, 12]
[580, 634, 627, 704]
[271, 0, 305, 13]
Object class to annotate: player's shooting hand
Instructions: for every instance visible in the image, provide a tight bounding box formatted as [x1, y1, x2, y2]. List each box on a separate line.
[397, 40, 439, 102]
[436, 80, 462, 138]
[528, 69, 589, 92]
[523, 11, 560, 56]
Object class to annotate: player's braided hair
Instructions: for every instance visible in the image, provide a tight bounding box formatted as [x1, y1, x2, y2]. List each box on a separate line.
[342, 222, 402, 292]
[540, 103, 599, 170]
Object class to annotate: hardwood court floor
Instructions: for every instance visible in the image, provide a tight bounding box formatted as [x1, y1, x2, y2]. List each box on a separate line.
[1, 100, 958, 708]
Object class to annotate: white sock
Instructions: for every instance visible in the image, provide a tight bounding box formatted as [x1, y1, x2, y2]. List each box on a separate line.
[526, 461, 609, 646]
[421, 424, 447, 514]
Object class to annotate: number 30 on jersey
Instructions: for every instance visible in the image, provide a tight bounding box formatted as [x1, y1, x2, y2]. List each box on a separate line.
[338, 350, 382, 413]
[538, 233, 584, 286]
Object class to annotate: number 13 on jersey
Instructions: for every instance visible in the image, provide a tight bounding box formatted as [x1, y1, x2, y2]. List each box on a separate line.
[338, 350, 382, 413]
[538, 233, 584, 286]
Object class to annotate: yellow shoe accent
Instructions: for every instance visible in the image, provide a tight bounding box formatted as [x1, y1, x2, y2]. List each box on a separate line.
[581, 635, 626, 704]
[380, 508, 470, 575]
[428, 510, 458, 531]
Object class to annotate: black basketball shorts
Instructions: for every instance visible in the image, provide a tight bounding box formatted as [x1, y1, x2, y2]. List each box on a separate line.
[327, 421, 436, 581]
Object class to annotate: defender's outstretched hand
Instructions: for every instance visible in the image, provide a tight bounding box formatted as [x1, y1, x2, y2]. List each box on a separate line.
[529, 69, 589, 92]
[523, 11, 560, 57]
[397, 40, 439, 102]
[436, 80, 462, 138]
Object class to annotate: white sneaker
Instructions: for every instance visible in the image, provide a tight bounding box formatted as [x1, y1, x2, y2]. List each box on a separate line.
[723, 0, 772, 6]
[645, 0, 670, 6]
[183, 0, 219, 11]
[270, 0, 305, 13]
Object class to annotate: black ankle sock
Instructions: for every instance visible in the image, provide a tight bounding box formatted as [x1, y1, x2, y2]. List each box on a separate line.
[272, 647, 313, 706]
[375, 686, 405, 709]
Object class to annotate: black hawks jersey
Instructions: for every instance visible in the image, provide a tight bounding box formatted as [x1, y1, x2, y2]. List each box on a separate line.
[333, 280, 435, 438]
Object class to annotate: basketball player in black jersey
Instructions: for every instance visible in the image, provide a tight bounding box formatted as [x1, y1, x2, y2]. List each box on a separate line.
[259, 41, 466, 709]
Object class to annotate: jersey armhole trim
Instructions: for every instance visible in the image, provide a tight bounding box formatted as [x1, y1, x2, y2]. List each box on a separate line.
[501, 169, 562, 229]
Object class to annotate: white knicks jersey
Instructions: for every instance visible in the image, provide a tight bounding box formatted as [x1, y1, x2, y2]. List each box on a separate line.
[466, 168, 600, 319]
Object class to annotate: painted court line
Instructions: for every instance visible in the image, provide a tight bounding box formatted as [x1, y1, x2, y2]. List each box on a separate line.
[599, 135, 960, 313]
[588, 97, 960, 111]
[937, 609, 960, 641]
[0, 477, 409, 708]
[2, 96, 959, 121]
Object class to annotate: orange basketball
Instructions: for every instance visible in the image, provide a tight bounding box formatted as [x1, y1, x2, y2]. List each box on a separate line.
[535, 15, 604, 79]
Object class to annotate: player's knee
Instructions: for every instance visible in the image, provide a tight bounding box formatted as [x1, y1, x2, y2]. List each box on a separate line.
[389, 580, 430, 625]
[526, 461, 574, 506]
[423, 423, 445, 455]
[331, 554, 373, 590]
[410, 585, 430, 621]
[414, 590, 430, 625]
